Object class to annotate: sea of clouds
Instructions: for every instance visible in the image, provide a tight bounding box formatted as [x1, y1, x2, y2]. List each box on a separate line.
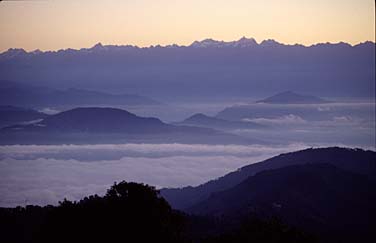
[1, 101, 375, 207]
[0, 143, 315, 207]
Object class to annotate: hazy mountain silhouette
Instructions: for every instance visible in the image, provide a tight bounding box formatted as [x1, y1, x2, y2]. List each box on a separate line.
[174, 113, 265, 131]
[5, 107, 170, 133]
[0, 81, 159, 108]
[0, 107, 255, 145]
[0, 105, 48, 128]
[214, 91, 339, 124]
[161, 147, 376, 210]
[188, 163, 376, 242]
[256, 91, 328, 104]
[0, 39, 374, 99]
[214, 96, 373, 123]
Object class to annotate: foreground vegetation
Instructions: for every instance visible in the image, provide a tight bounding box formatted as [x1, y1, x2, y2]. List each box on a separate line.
[0, 181, 314, 243]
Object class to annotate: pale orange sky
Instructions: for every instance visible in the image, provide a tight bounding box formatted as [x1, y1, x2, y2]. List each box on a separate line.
[0, 0, 374, 52]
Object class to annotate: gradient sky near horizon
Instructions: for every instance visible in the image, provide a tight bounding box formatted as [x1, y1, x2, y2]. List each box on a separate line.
[0, 0, 374, 52]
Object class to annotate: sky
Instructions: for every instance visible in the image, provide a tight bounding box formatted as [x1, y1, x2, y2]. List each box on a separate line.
[0, 0, 375, 52]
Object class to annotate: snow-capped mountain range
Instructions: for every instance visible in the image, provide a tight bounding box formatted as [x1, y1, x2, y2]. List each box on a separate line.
[1, 37, 373, 58]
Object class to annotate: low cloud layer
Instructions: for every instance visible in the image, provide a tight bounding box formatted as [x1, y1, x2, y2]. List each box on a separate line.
[0, 143, 309, 161]
[243, 114, 307, 126]
[0, 143, 310, 207]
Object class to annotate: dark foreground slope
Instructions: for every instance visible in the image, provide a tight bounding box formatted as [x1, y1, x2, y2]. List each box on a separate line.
[189, 164, 376, 243]
[161, 147, 376, 210]
[0, 182, 187, 243]
[0, 107, 255, 145]
[0, 181, 313, 243]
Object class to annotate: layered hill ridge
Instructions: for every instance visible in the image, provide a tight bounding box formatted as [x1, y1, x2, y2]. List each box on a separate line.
[1, 38, 374, 99]
[188, 163, 376, 242]
[161, 147, 376, 242]
[0, 81, 159, 108]
[161, 147, 376, 210]
[0, 107, 255, 145]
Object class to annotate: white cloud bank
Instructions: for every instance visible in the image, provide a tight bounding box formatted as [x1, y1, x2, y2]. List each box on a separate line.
[0, 143, 310, 207]
[0, 143, 309, 161]
[243, 114, 307, 126]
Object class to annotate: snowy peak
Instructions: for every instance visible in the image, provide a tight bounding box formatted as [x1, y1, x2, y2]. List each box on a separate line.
[1, 39, 374, 57]
[91, 42, 107, 51]
[30, 49, 43, 55]
[232, 36, 258, 47]
[190, 37, 258, 48]
[190, 38, 225, 48]
[0, 48, 27, 58]
[260, 39, 283, 47]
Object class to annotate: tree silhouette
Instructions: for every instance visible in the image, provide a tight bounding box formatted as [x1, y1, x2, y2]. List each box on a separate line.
[0, 181, 187, 243]
[0, 181, 317, 243]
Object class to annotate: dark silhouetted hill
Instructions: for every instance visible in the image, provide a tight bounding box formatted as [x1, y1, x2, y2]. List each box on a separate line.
[2, 148, 375, 243]
[161, 147, 376, 210]
[188, 164, 376, 242]
[0, 181, 315, 243]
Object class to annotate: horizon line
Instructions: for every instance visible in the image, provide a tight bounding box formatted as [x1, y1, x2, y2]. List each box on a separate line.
[1, 37, 375, 53]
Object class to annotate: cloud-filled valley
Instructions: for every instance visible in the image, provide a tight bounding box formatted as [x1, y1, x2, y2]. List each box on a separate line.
[0, 99, 374, 207]
[0, 143, 313, 207]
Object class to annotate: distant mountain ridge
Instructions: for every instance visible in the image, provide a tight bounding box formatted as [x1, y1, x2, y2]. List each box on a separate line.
[1, 38, 373, 56]
[0, 81, 159, 108]
[0, 38, 374, 99]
